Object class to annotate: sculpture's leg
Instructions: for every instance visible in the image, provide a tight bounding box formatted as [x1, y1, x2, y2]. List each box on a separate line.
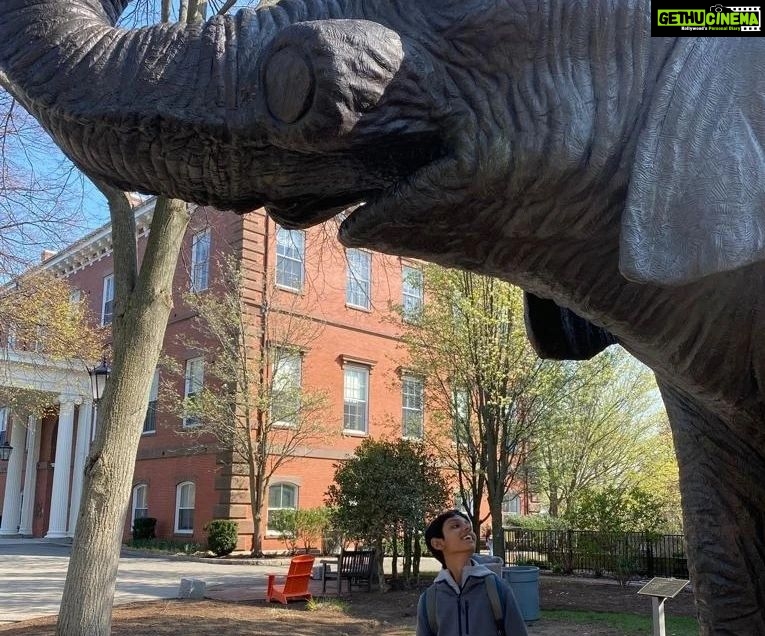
[659, 381, 765, 635]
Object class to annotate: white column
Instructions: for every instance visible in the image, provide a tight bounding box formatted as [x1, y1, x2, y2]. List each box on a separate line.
[67, 400, 92, 537]
[19, 415, 41, 536]
[0, 412, 27, 535]
[46, 394, 80, 539]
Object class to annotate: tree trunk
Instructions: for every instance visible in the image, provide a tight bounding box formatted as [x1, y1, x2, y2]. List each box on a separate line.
[56, 195, 190, 635]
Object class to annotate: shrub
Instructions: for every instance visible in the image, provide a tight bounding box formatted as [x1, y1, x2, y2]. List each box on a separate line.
[132, 517, 157, 540]
[205, 519, 238, 557]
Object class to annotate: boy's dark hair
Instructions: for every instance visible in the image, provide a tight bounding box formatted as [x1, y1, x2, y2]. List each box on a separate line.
[425, 509, 470, 567]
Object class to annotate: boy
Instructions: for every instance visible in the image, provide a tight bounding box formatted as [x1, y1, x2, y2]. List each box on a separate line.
[417, 510, 528, 636]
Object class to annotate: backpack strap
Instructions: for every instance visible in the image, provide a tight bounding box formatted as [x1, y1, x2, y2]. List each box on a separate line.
[484, 575, 506, 636]
[425, 584, 438, 634]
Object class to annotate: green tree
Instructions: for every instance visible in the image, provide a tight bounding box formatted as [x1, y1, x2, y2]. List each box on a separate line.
[0, 269, 104, 415]
[326, 438, 450, 588]
[165, 254, 331, 556]
[397, 266, 569, 560]
[529, 350, 672, 518]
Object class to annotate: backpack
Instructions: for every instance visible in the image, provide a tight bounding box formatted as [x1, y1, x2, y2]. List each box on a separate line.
[425, 574, 506, 636]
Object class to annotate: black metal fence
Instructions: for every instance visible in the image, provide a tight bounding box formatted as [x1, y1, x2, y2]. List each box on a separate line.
[503, 528, 688, 579]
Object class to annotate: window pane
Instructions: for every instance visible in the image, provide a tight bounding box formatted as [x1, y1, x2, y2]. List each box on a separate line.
[180, 483, 195, 508]
[343, 366, 368, 431]
[267, 483, 297, 531]
[102, 275, 114, 325]
[402, 375, 423, 438]
[271, 351, 301, 425]
[346, 249, 371, 309]
[178, 509, 194, 531]
[402, 266, 423, 320]
[191, 230, 210, 292]
[502, 493, 520, 515]
[176, 482, 195, 532]
[276, 228, 305, 291]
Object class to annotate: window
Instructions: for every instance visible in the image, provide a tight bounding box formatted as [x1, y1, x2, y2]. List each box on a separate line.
[143, 369, 159, 434]
[101, 274, 114, 326]
[502, 492, 521, 516]
[267, 483, 297, 532]
[131, 484, 148, 528]
[183, 357, 204, 428]
[0, 407, 7, 446]
[402, 375, 424, 439]
[343, 365, 369, 433]
[271, 350, 301, 426]
[175, 482, 195, 534]
[402, 266, 423, 320]
[275, 227, 305, 292]
[346, 249, 371, 309]
[452, 388, 471, 445]
[190, 229, 211, 292]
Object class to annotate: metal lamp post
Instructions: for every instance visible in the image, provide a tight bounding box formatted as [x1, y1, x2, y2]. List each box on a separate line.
[87, 354, 110, 403]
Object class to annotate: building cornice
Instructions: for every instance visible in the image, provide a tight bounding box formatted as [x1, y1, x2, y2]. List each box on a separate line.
[41, 197, 157, 278]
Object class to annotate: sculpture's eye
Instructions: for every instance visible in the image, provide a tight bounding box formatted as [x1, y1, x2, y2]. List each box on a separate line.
[263, 46, 315, 124]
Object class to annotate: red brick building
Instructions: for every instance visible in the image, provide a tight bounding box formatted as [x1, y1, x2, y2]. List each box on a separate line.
[0, 199, 529, 549]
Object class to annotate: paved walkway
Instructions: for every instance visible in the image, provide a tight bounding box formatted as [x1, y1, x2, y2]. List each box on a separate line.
[0, 539, 283, 625]
[0, 538, 444, 625]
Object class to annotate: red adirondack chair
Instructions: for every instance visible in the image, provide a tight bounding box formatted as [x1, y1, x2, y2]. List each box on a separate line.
[266, 554, 316, 604]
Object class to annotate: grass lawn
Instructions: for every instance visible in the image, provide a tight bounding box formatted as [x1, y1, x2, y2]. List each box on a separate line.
[542, 609, 699, 635]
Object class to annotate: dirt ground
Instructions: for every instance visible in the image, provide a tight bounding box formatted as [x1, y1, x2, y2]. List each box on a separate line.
[0, 576, 697, 635]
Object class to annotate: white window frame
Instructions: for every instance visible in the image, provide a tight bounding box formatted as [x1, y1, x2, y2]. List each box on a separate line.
[345, 249, 371, 310]
[190, 228, 211, 292]
[267, 482, 298, 534]
[275, 227, 305, 292]
[271, 349, 302, 427]
[343, 364, 369, 434]
[183, 357, 204, 428]
[502, 492, 521, 516]
[101, 274, 114, 326]
[131, 484, 149, 528]
[143, 369, 159, 434]
[174, 481, 195, 534]
[0, 407, 7, 446]
[401, 375, 424, 439]
[402, 265, 423, 321]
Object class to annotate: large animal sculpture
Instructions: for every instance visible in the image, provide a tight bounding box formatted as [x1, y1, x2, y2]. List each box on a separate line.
[1, 1, 763, 632]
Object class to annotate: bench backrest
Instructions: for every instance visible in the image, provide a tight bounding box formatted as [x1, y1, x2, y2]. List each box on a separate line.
[338, 549, 376, 577]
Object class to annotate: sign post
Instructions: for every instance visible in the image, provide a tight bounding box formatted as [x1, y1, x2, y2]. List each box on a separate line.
[637, 577, 690, 636]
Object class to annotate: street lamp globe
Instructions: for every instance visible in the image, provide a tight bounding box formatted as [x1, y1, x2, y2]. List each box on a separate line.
[88, 355, 111, 403]
[0, 441, 12, 461]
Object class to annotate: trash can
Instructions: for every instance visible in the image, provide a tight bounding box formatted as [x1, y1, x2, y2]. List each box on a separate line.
[503, 566, 540, 622]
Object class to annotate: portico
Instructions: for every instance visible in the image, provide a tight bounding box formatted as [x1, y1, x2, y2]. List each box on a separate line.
[0, 349, 91, 538]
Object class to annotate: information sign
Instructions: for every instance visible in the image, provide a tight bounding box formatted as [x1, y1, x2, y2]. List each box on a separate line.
[637, 577, 689, 599]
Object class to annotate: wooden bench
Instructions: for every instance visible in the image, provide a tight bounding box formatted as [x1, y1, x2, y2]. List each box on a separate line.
[322, 549, 377, 594]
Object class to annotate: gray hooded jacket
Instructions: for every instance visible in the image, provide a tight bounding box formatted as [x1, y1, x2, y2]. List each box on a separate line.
[416, 561, 529, 636]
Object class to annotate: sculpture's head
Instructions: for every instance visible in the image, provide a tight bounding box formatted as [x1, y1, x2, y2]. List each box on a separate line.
[3, 0, 765, 290]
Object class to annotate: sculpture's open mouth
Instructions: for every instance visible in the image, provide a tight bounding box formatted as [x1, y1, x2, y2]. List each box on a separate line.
[266, 131, 447, 229]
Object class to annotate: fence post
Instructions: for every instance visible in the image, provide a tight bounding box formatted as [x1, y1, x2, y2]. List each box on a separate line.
[567, 529, 573, 574]
[646, 531, 654, 578]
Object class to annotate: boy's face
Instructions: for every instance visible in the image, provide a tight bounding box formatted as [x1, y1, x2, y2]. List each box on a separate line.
[430, 514, 476, 558]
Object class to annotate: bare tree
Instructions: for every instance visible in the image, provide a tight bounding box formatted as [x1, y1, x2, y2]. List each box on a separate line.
[165, 255, 332, 555]
[0, 90, 88, 279]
